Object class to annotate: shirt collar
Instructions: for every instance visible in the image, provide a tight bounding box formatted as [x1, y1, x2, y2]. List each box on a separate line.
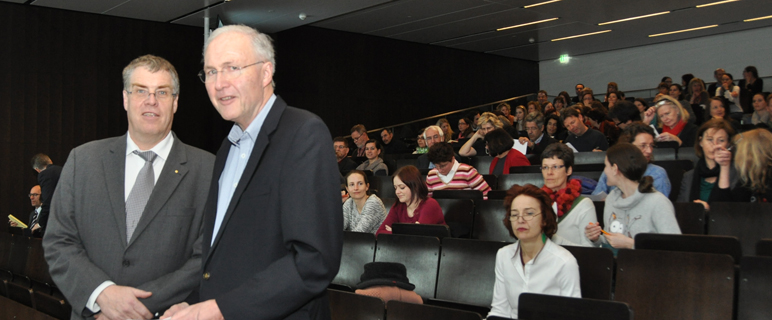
[126, 131, 174, 161]
[534, 133, 544, 144]
[228, 94, 277, 146]
[35, 206, 42, 214]
[437, 159, 461, 180]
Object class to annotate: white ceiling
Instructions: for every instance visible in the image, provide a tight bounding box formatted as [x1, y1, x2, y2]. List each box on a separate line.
[11, 0, 772, 61]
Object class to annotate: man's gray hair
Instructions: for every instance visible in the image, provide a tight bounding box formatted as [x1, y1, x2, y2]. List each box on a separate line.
[31, 153, 52, 171]
[423, 125, 444, 140]
[204, 25, 276, 78]
[122, 54, 180, 94]
[524, 112, 545, 128]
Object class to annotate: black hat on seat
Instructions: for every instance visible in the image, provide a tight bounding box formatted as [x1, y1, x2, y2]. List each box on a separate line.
[354, 262, 415, 290]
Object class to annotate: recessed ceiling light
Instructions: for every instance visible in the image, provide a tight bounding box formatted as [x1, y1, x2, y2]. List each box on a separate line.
[696, 0, 740, 8]
[744, 15, 772, 22]
[524, 0, 561, 8]
[551, 30, 612, 42]
[598, 11, 670, 25]
[497, 18, 559, 31]
[648, 25, 718, 37]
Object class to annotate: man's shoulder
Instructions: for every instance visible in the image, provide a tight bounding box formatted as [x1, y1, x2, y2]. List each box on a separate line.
[70, 136, 123, 155]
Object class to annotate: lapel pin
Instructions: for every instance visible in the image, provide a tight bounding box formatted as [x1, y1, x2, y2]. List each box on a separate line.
[175, 170, 179, 174]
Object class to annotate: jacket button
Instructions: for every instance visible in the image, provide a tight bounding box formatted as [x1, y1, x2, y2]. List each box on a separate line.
[203, 272, 210, 280]
[123, 260, 130, 267]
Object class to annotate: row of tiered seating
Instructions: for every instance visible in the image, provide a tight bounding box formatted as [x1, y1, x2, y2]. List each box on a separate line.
[0, 233, 71, 320]
[331, 231, 772, 320]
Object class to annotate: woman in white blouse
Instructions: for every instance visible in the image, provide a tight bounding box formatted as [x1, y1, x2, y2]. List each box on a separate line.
[488, 184, 581, 319]
[716, 73, 742, 118]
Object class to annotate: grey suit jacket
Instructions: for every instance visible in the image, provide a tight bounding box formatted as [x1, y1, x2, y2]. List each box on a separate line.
[43, 132, 214, 319]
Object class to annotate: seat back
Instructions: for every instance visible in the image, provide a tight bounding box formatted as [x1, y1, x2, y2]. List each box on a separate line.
[332, 232, 376, 289]
[435, 198, 475, 238]
[653, 160, 691, 201]
[373, 175, 395, 199]
[471, 200, 512, 243]
[381, 198, 397, 211]
[562, 246, 615, 300]
[327, 289, 385, 320]
[708, 202, 772, 256]
[436, 238, 508, 307]
[757, 239, 772, 257]
[677, 147, 699, 163]
[396, 158, 418, 170]
[652, 147, 677, 161]
[498, 173, 544, 191]
[470, 156, 494, 175]
[737, 256, 772, 320]
[518, 293, 633, 320]
[482, 175, 498, 190]
[615, 249, 735, 320]
[432, 190, 483, 200]
[393, 224, 450, 239]
[386, 300, 482, 320]
[374, 234, 441, 298]
[634, 233, 742, 263]
[673, 202, 706, 234]
[0, 233, 12, 272]
[508, 166, 541, 174]
[573, 152, 607, 165]
[592, 201, 605, 229]
[8, 235, 30, 275]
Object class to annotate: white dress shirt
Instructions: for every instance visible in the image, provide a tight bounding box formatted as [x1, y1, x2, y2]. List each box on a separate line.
[488, 238, 581, 319]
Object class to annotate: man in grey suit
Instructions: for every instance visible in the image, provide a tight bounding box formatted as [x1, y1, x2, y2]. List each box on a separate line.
[43, 55, 214, 320]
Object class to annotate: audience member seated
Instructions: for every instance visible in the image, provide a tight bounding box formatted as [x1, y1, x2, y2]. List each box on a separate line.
[436, 118, 455, 143]
[537, 90, 549, 106]
[545, 113, 567, 142]
[334, 136, 358, 172]
[416, 125, 447, 169]
[581, 88, 595, 107]
[497, 113, 520, 138]
[587, 108, 620, 147]
[711, 129, 772, 203]
[350, 124, 370, 157]
[357, 139, 389, 175]
[708, 96, 741, 133]
[426, 142, 491, 198]
[513, 105, 527, 133]
[498, 103, 515, 125]
[488, 184, 581, 319]
[681, 73, 695, 88]
[527, 101, 542, 116]
[413, 131, 428, 154]
[646, 96, 697, 147]
[551, 96, 566, 115]
[677, 119, 737, 210]
[593, 123, 671, 197]
[739, 66, 763, 113]
[380, 127, 410, 154]
[707, 68, 725, 96]
[519, 112, 558, 156]
[343, 170, 387, 234]
[572, 84, 584, 103]
[716, 73, 743, 119]
[661, 76, 672, 86]
[354, 262, 423, 304]
[633, 98, 653, 125]
[8, 185, 43, 237]
[540, 143, 598, 247]
[456, 117, 474, 140]
[486, 128, 530, 175]
[562, 106, 609, 152]
[609, 100, 642, 130]
[604, 91, 621, 109]
[468, 110, 482, 132]
[657, 82, 669, 96]
[751, 93, 770, 126]
[669, 84, 697, 124]
[585, 143, 681, 250]
[377, 166, 445, 235]
[687, 77, 711, 122]
[459, 112, 502, 157]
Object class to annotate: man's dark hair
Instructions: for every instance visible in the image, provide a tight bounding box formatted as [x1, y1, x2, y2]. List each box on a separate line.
[333, 136, 348, 144]
[538, 90, 548, 96]
[427, 142, 455, 164]
[484, 128, 515, 157]
[31, 153, 52, 171]
[608, 101, 641, 123]
[587, 109, 607, 123]
[540, 143, 574, 171]
[382, 127, 394, 135]
[560, 106, 583, 124]
[618, 122, 656, 144]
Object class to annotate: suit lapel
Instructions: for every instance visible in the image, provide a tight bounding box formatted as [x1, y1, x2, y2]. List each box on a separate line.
[104, 136, 129, 247]
[128, 133, 188, 246]
[206, 97, 287, 264]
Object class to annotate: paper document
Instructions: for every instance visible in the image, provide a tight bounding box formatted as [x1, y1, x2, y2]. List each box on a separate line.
[8, 215, 28, 228]
[564, 143, 579, 153]
[512, 139, 528, 156]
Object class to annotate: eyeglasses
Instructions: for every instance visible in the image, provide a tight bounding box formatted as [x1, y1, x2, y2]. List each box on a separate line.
[198, 61, 265, 83]
[540, 165, 566, 172]
[510, 211, 541, 221]
[351, 133, 362, 142]
[634, 143, 656, 150]
[28, 193, 40, 197]
[127, 88, 177, 101]
[525, 127, 540, 132]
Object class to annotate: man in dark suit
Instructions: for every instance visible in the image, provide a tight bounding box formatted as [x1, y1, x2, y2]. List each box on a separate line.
[163, 25, 342, 320]
[518, 112, 557, 157]
[8, 185, 43, 237]
[334, 136, 358, 172]
[43, 55, 214, 320]
[31, 153, 62, 236]
[380, 128, 410, 154]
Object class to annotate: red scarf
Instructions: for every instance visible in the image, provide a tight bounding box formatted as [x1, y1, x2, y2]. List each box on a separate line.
[541, 179, 581, 218]
[663, 120, 687, 136]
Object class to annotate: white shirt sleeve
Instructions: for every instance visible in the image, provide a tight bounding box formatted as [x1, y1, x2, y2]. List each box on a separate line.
[86, 281, 116, 313]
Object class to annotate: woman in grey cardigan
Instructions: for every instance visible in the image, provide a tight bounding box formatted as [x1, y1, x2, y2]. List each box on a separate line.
[357, 139, 389, 175]
[343, 170, 387, 234]
[585, 143, 681, 250]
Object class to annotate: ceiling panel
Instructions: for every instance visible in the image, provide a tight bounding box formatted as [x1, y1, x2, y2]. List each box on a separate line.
[32, 0, 129, 14]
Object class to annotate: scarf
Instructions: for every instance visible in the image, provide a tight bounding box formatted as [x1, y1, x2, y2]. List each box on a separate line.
[541, 179, 582, 220]
[689, 157, 721, 201]
[663, 120, 687, 137]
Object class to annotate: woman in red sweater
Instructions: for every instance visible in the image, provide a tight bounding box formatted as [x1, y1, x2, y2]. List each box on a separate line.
[376, 166, 445, 235]
[485, 128, 530, 175]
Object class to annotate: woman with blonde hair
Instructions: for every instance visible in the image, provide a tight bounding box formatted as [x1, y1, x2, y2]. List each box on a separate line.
[436, 118, 454, 142]
[711, 129, 772, 203]
[643, 95, 697, 147]
[514, 105, 527, 133]
[497, 103, 515, 125]
[459, 112, 503, 157]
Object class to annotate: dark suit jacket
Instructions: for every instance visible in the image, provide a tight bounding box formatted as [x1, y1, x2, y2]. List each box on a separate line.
[199, 96, 342, 319]
[24, 208, 42, 238]
[43, 133, 214, 319]
[337, 157, 358, 172]
[37, 164, 62, 233]
[530, 134, 558, 157]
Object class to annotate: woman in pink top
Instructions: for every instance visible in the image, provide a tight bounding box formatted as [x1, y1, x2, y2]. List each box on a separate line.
[376, 165, 445, 235]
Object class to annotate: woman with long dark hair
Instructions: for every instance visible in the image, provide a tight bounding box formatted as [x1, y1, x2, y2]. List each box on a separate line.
[376, 166, 445, 235]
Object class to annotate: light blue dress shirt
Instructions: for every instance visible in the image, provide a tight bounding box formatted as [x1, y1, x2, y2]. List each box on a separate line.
[212, 94, 277, 245]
